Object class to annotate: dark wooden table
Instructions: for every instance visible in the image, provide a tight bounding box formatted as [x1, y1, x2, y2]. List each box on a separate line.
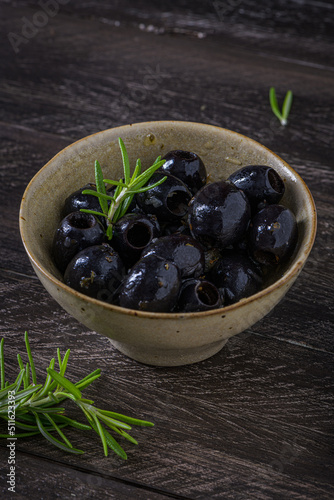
[1, 2, 333, 499]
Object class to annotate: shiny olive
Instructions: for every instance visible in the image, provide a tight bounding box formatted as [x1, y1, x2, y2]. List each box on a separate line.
[117, 254, 181, 312]
[53, 211, 105, 273]
[248, 204, 298, 265]
[207, 250, 263, 305]
[64, 243, 125, 301]
[111, 213, 161, 268]
[159, 150, 207, 194]
[141, 234, 205, 278]
[228, 165, 285, 212]
[136, 172, 192, 222]
[177, 279, 222, 312]
[63, 183, 102, 217]
[188, 180, 251, 248]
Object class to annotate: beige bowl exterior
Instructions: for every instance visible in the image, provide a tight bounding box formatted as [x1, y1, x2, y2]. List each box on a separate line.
[19, 121, 316, 366]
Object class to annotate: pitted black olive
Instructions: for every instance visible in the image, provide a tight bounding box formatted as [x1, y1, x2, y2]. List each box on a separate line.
[162, 220, 191, 237]
[141, 234, 205, 278]
[117, 254, 181, 312]
[64, 184, 102, 217]
[54, 153, 299, 313]
[248, 204, 298, 266]
[136, 172, 192, 222]
[53, 211, 105, 273]
[228, 165, 285, 212]
[158, 150, 207, 194]
[207, 250, 263, 305]
[188, 180, 251, 249]
[64, 243, 125, 301]
[177, 279, 222, 312]
[203, 247, 221, 273]
[111, 213, 161, 268]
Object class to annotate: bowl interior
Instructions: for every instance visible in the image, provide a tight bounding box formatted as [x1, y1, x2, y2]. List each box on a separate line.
[20, 121, 316, 295]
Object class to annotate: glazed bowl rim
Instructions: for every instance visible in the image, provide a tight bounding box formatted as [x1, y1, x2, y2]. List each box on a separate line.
[19, 120, 317, 320]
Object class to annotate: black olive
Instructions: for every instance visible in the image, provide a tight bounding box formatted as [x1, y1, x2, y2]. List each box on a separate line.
[158, 150, 207, 194]
[207, 250, 263, 305]
[161, 219, 192, 237]
[248, 204, 298, 266]
[64, 184, 102, 217]
[111, 213, 161, 268]
[136, 172, 192, 222]
[228, 165, 285, 212]
[188, 180, 251, 249]
[117, 254, 181, 312]
[141, 234, 205, 278]
[64, 243, 125, 302]
[177, 279, 222, 312]
[53, 211, 105, 273]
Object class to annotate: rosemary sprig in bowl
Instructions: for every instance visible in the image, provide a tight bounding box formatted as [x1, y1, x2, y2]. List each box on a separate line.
[80, 137, 167, 239]
[0, 332, 154, 459]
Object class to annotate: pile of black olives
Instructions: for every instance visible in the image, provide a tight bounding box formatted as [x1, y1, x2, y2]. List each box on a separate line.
[52, 150, 298, 313]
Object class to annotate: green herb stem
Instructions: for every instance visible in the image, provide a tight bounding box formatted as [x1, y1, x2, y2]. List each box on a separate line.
[269, 87, 293, 126]
[0, 333, 154, 459]
[80, 137, 167, 240]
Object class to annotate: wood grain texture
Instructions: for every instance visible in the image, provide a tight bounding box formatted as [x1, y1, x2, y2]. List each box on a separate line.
[0, 1, 333, 499]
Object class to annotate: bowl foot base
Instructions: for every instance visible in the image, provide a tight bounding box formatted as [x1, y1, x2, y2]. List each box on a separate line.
[108, 338, 229, 366]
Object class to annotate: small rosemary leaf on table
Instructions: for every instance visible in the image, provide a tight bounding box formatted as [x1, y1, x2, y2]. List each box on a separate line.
[52, 414, 91, 431]
[96, 412, 132, 431]
[269, 87, 283, 123]
[47, 369, 82, 400]
[114, 428, 138, 446]
[58, 348, 71, 377]
[37, 358, 56, 398]
[24, 362, 31, 388]
[0, 380, 20, 401]
[90, 420, 127, 459]
[44, 413, 74, 449]
[97, 410, 154, 427]
[0, 431, 40, 438]
[13, 369, 27, 393]
[10, 385, 43, 405]
[75, 368, 101, 388]
[269, 87, 293, 126]
[92, 412, 109, 457]
[24, 331, 37, 385]
[33, 411, 84, 455]
[282, 90, 293, 125]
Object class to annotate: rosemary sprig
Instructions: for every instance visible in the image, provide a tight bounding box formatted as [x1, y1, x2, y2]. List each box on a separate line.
[0, 332, 154, 459]
[269, 87, 293, 126]
[80, 137, 167, 239]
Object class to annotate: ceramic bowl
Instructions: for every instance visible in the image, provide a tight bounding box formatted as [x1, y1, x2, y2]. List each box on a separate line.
[19, 121, 316, 366]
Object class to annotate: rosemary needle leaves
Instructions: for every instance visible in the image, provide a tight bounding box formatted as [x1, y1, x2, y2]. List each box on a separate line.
[0, 332, 154, 459]
[269, 87, 293, 126]
[80, 137, 167, 239]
